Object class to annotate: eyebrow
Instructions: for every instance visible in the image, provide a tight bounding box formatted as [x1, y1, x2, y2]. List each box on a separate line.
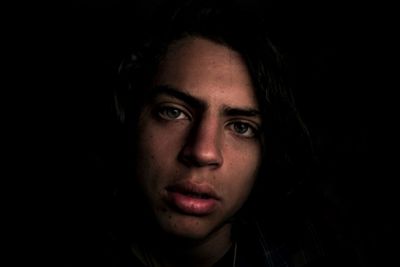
[150, 85, 205, 109]
[150, 85, 261, 118]
[223, 106, 260, 118]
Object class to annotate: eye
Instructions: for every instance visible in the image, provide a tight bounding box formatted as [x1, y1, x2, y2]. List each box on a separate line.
[229, 121, 258, 138]
[158, 106, 189, 120]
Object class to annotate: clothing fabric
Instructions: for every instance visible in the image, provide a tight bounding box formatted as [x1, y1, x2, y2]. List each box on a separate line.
[60, 199, 360, 267]
[70, 218, 355, 267]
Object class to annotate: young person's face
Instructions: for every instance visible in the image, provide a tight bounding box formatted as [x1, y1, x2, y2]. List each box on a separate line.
[134, 36, 262, 240]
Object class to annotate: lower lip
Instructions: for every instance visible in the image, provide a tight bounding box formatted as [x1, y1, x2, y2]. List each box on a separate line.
[166, 191, 218, 216]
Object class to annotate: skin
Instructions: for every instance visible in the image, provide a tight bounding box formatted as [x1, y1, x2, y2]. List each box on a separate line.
[134, 36, 263, 266]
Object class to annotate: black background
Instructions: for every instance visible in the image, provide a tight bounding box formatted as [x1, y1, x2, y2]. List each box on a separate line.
[11, 1, 396, 266]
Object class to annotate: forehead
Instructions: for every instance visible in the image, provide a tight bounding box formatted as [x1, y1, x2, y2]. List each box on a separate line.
[152, 36, 257, 109]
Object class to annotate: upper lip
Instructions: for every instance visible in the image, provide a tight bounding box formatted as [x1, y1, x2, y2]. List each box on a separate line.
[166, 180, 220, 200]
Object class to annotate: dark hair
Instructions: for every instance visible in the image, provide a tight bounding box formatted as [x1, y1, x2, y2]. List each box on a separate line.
[113, 0, 314, 223]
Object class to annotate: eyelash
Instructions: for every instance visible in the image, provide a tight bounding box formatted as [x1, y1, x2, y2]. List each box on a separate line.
[156, 106, 260, 138]
[157, 106, 190, 121]
[228, 121, 259, 138]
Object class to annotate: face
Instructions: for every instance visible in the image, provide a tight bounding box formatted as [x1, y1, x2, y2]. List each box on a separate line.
[134, 36, 262, 240]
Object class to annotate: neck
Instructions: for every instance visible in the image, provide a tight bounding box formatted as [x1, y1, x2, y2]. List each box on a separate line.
[135, 223, 233, 267]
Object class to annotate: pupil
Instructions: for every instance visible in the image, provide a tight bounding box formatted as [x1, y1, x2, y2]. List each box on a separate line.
[234, 123, 248, 133]
[167, 108, 180, 118]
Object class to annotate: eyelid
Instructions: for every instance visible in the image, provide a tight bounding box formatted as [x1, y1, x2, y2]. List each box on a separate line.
[156, 103, 192, 121]
[226, 119, 261, 138]
[227, 118, 261, 129]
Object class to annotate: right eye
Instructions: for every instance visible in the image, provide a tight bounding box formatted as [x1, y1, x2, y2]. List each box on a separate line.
[158, 106, 189, 120]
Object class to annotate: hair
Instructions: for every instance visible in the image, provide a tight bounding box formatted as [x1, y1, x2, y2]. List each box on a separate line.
[112, 0, 314, 226]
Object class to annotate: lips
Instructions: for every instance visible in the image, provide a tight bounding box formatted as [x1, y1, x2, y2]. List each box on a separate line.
[165, 181, 219, 216]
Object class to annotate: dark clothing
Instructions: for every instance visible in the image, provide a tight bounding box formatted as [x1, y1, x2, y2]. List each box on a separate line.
[60, 216, 359, 267]
[59, 190, 360, 267]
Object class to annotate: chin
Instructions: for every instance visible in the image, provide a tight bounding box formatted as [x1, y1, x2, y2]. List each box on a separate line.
[157, 211, 222, 241]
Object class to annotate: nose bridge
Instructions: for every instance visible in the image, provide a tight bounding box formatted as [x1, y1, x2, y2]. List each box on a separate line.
[179, 114, 223, 167]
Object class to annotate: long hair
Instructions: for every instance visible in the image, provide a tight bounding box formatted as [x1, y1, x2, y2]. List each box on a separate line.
[112, 0, 314, 233]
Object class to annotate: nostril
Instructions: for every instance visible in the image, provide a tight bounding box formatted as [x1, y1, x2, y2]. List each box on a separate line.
[178, 145, 223, 168]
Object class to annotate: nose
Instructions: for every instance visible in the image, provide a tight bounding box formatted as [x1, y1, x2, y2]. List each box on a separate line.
[178, 116, 223, 168]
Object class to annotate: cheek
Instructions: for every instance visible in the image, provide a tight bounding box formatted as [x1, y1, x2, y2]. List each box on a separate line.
[226, 138, 262, 176]
[223, 143, 261, 207]
[230, 165, 258, 199]
[134, 120, 187, 186]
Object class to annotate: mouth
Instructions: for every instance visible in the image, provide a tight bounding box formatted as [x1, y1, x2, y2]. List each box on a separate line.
[170, 190, 211, 199]
[167, 182, 219, 199]
[165, 181, 219, 216]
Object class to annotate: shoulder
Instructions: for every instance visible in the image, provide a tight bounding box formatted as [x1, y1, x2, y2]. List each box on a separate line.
[234, 210, 360, 267]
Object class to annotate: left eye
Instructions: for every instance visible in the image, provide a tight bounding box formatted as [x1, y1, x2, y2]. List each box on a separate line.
[158, 107, 188, 120]
[230, 122, 257, 137]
